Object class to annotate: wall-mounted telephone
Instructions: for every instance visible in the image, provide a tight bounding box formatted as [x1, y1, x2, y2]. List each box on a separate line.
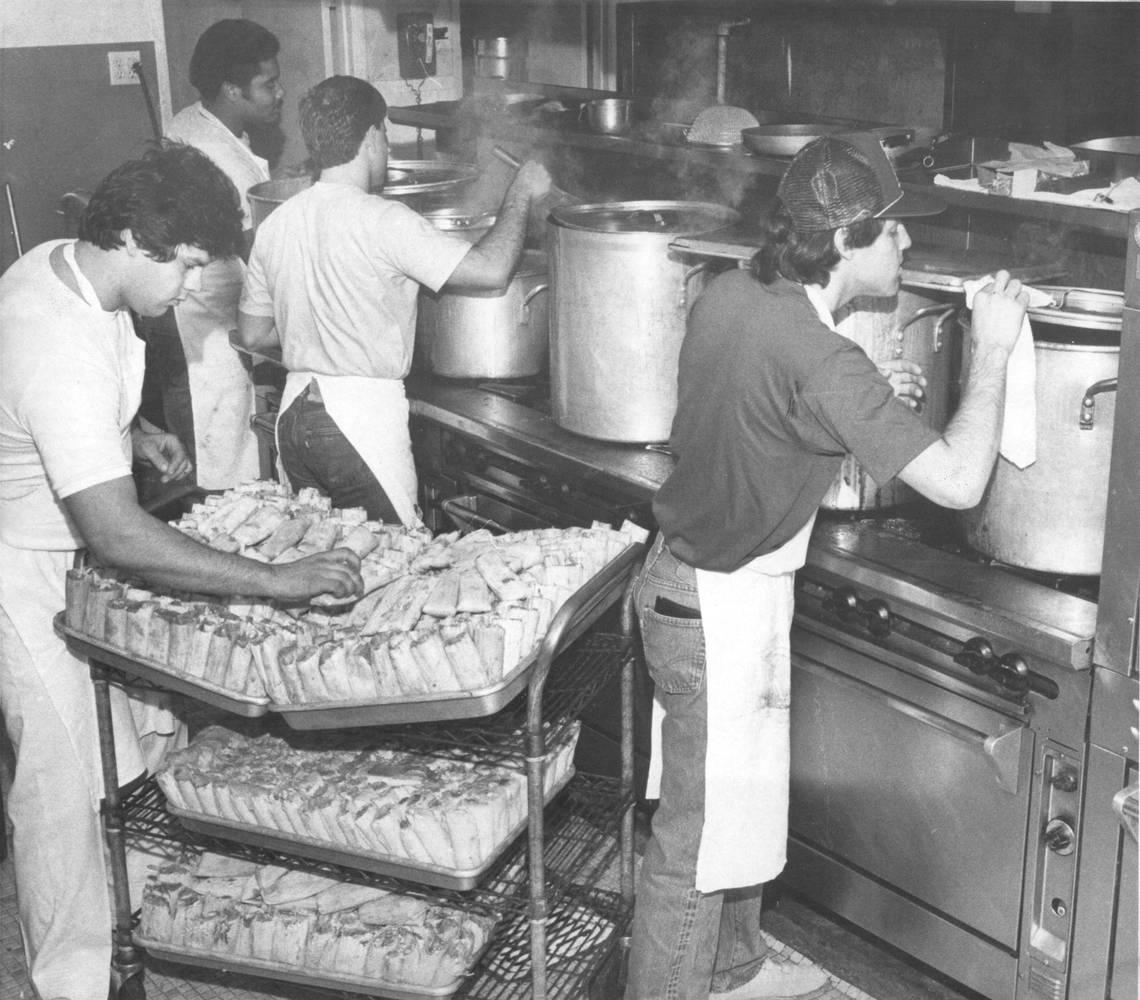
[397, 12, 436, 78]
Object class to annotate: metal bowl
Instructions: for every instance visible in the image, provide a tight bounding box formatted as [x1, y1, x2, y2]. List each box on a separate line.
[1070, 137, 1140, 181]
[741, 123, 848, 158]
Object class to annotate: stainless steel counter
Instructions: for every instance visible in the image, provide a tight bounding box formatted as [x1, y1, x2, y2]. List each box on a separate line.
[406, 375, 674, 501]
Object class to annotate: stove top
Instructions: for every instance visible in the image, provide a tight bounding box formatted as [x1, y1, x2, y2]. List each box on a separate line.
[465, 377, 1101, 603]
[818, 507, 1100, 602]
[475, 377, 552, 414]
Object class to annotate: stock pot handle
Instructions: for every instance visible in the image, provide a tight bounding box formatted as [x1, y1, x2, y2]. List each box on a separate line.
[1079, 377, 1119, 429]
[1113, 784, 1138, 844]
[899, 304, 958, 353]
[519, 283, 549, 326]
[681, 262, 713, 312]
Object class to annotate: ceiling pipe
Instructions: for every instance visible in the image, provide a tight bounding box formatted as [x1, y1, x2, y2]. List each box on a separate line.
[715, 19, 750, 104]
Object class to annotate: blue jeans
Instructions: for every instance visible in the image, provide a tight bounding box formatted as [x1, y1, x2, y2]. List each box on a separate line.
[625, 534, 770, 1000]
[276, 384, 402, 523]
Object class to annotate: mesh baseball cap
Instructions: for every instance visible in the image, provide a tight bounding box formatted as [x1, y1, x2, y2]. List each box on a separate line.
[778, 130, 944, 232]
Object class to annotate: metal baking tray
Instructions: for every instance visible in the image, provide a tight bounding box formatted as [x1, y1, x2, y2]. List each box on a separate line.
[54, 614, 269, 717]
[271, 541, 646, 730]
[270, 646, 541, 729]
[165, 768, 574, 891]
[132, 935, 479, 999]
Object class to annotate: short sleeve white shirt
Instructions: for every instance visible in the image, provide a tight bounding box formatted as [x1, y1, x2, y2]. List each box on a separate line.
[0, 241, 143, 549]
[240, 181, 471, 379]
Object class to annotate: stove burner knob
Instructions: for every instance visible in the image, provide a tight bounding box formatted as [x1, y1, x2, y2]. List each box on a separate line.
[1044, 818, 1076, 856]
[829, 586, 860, 622]
[955, 636, 996, 675]
[863, 598, 892, 638]
[998, 652, 1030, 693]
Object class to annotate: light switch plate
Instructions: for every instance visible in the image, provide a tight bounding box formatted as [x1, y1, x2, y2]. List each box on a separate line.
[108, 51, 141, 86]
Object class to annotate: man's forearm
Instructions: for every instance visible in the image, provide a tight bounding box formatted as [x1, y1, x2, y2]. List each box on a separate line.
[899, 345, 1009, 508]
[65, 478, 278, 597]
[446, 186, 530, 289]
[941, 345, 1008, 489]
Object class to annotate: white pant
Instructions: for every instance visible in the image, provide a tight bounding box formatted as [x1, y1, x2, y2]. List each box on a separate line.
[0, 543, 177, 1000]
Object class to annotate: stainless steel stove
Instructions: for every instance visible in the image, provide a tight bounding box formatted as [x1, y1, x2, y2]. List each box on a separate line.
[785, 515, 1096, 1000]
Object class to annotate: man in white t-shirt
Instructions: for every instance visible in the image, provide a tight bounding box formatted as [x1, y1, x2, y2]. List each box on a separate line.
[145, 19, 285, 491]
[237, 75, 551, 526]
[0, 142, 362, 1000]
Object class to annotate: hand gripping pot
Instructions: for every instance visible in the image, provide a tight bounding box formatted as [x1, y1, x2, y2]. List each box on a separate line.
[547, 201, 740, 443]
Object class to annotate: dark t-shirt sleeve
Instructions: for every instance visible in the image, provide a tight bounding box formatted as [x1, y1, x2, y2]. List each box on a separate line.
[798, 343, 941, 486]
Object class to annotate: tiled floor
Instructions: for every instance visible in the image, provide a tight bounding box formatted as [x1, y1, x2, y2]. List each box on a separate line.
[1, 736, 976, 1000]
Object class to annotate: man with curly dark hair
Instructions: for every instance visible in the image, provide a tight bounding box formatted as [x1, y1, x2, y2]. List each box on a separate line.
[238, 76, 551, 525]
[150, 18, 286, 493]
[626, 133, 1030, 1000]
[0, 141, 362, 1000]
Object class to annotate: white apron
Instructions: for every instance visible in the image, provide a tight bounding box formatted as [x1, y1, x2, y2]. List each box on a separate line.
[278, 371, 421, 527]
[174, 256, 261, 490]
[646, 514, 816, 893]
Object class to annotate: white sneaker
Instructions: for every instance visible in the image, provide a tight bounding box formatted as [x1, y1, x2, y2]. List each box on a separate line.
[712, 956, 830, 999]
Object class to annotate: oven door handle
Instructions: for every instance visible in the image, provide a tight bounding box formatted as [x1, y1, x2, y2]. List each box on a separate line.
[1112, 783, 1138, 844]
[797, 656, 1026, 795]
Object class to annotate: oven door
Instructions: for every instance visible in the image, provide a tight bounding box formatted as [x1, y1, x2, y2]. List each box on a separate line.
[1070, 669, 1138, 1000]
[783, 621, 1034, 998]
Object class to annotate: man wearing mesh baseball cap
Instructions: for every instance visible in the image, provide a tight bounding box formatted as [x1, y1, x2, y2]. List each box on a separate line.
[625, 134, 1030, 1000]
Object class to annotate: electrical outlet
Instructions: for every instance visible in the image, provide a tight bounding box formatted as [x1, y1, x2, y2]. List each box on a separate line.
[108, 50, 141, 86]
[397, 13, 436, 78]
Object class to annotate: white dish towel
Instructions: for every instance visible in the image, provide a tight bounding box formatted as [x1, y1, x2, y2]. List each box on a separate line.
[962, 277, 1054, 469]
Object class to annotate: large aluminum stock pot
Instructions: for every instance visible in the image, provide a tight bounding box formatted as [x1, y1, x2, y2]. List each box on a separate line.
[417, 249, 549, 378]
[958, 286, 1122, 575]
[548, 201, 740, 443]
[825, 290, 959, 510]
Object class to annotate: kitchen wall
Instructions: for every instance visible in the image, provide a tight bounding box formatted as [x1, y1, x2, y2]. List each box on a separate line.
[338, 0, 463, 156]
[0, 0, 466, 273]
[0, 0, 168, 272]
[614, 0, 1140, 144]
[459, 2, 594, 92]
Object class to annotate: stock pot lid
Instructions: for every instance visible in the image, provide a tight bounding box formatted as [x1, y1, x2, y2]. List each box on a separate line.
[1026, 286, 1122, 333]
[550, 200, 739, 235]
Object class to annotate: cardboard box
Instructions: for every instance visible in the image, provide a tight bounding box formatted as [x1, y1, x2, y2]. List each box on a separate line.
[977, 156, 1091, 196]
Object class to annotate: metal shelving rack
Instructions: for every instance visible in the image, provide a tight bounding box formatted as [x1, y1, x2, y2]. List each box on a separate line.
[76, 541, 645, 1000]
